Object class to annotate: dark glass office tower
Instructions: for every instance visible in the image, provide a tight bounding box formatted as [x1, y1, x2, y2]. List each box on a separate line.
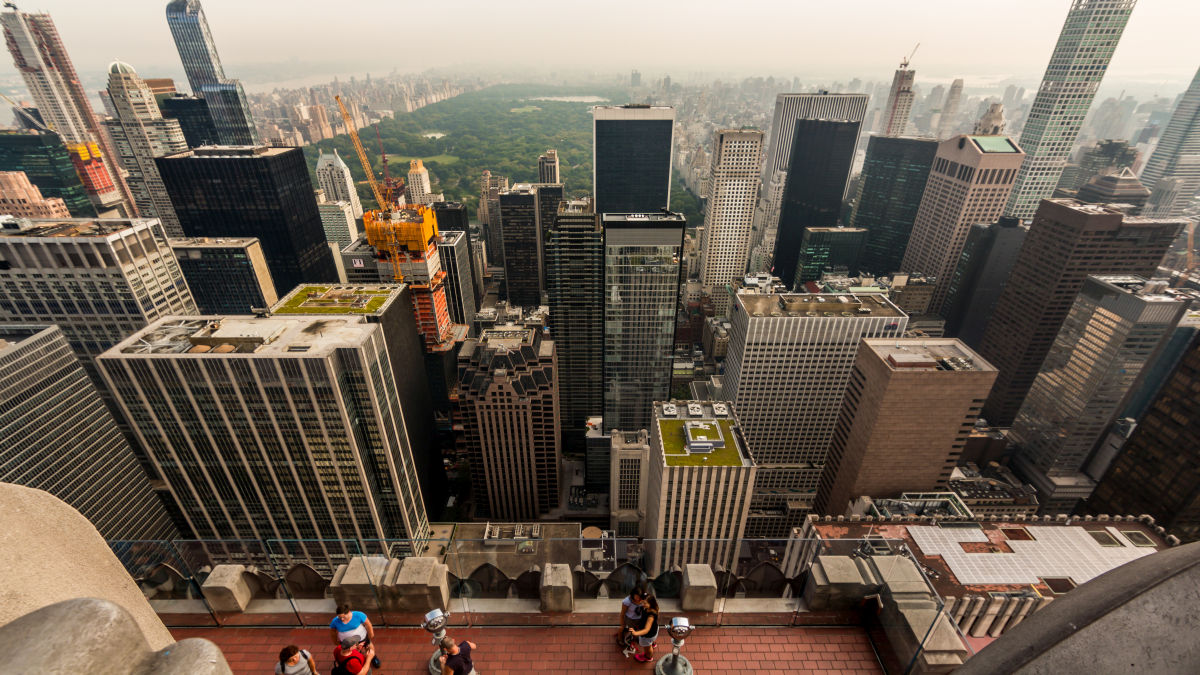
[853, 136, 938, 276]
[794, 226, 867, 286]
[772, 119, 860, 287]
[0, 130, 96, 217]
[171, 237, 278, 314]
[437, 230, 477, 327]
[157, 146, 339, 293]
[546, 199, 604, 452]
[500, 185, 541, 306]
[432, 200, 469, 230]
[593, 105, 674, 215]
[941, 218, 1027, 345]
[159, 94, 218, 148]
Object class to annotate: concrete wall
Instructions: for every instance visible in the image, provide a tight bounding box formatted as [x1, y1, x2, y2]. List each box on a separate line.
[0, 482, 175, 649]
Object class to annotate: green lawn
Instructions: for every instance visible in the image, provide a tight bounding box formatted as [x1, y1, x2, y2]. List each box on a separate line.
[658, 418, 744, 466]
[275, 286, 392, 314]
[394, 154, 460, 165]
[509, 106, 541, 113]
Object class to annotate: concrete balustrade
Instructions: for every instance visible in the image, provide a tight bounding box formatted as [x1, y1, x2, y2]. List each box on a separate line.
[681, 564, 717, 612]
[540, 563, 574, 612]
[200, 564, 253, 613]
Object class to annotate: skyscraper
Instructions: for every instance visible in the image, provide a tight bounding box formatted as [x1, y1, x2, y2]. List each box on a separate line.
[2, 8, 133, 215]
[643, 400, 756, 575]
[437, 230, 477, 327]
[406, 159, 435, 206]
[935, 79, 964, 140]
[546, 199, 604, 451]
[853, 136, 939, 276]
[314, 151, 364, 219]
[941, 217, 1029, 346]
[899, 134, 1025, 312]
[103, 61, 188, 236]
[98, 315, 429, 566]
[603, 211, 685, 432]
[794, 226, 867, 287]
[0, 130, 95, 217]
[592, 105, 674, 215]
[157, 146, 340, 292]
[1139, 66, 1200, 217]
[159, 94, 219, 148]
[0, 171, 69, 217]
[882, 59, 916, 137]
[1009, 276, 1186, 514]
[815, 339, 997, 516]
[754, 94, 868, 273]
[170, 237, 277, 314]
[478, 170, 508, 265]
[1087, 332, 1200, 541]
[1004, 0, 1138, 219]
[698, 129, 762, 315]
[721, 290, 907, 536]
[0, 324, 177, 540]
[165, 0, 258, 145]
[315, 192, 359, 249]
[458, 326, 561, 520]
[499, 185, 540, 306]
[772, 119, 860, 287]
[978, 200, 1184, 426]
[538, 149, 560, 184]
[0, 217, 197, 370]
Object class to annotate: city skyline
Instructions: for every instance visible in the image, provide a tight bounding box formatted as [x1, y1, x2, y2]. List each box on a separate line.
[0, 1, 1195, 100]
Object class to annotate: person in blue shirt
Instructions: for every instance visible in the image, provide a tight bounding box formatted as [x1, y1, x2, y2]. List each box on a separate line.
[330, 603, 381, 669]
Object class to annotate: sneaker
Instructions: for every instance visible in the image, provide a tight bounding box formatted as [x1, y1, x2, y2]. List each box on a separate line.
[634, 654, 652, 663]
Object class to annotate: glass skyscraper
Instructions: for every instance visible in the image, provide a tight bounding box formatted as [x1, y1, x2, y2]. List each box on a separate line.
[853, 136, 938, 276]
[1004, 0, 1138, 219]
[165, 0, 257, 145]
[603, 212, 685, 432]
[0, 130, 96, 217]
[593, 106, 674, 215]
[1140, 66, 1200, 217]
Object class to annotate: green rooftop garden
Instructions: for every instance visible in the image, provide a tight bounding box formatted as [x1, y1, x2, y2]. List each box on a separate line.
[274, 286, 393, 314]
[659, 418, 744, 467]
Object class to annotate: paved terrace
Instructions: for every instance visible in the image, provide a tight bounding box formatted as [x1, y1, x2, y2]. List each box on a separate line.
[173, 625, 885, 674]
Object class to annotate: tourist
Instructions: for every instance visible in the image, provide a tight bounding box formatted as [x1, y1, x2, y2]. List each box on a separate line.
[438, 636, 478, 675]
[275, 645, 316, 675]
[329, 603, 381, 669]
[332, 636, 373, 675]
[629, 594, 660, 663]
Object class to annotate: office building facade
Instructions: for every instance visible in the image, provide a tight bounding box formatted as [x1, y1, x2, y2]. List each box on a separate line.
[1140, 66, 1200, 217]
[171, 237, 277, 314]
[794, 227, 867, 287]
[609, 429, 650, 537]
[941, 217, 1028, 346]
[1004, 0, 1137, 219]
[538, 149, 560, 184]
[0, 325, 177, 540]
[978, 200, 1184, 426]
[0, 171, 69, 217]
[98, 315, 430, 566]
[499, 185, 540, 306]
[0, 131, 95, 217]
[159, 94, 219, 148]
[721, 290, 907, 536]
[157, 146, 339, 292]
[437, 230, 477, 327]
[103, 61, 188, 236]
[478, 170, 508, 266]
[603, 212, 686, 432]
[316, 197, 359, 249]
[592, 105, 674, 215]
[699, 129, 763, 315]
[458, 326, 561, 520]
[1010, 276, 1186, 514]
[314, 150, 364, 219]
[853, 136, 938, 276]
[816, 339, 997, 516]
[406, 159, 435, 206]
[882, 63, 916, 137]
[772, 119, 860, 287]
[900, 135, 1025, 312]
[546, 199, 604, 450]
[644, 401, 756, 575]
[165, 0, 257, 145]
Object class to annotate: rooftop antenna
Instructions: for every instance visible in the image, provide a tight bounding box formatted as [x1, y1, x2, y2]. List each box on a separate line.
[900, 43, 920, 69]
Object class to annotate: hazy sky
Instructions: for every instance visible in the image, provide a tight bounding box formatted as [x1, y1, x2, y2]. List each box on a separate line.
[1, 0, 1196, 96]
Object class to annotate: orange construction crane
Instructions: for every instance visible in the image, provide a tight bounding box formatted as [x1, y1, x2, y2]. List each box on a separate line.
[334, 95, 386, 210]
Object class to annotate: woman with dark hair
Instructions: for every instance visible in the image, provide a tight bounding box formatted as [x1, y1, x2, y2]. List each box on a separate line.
[629, 594, 660, 663]
[275, 644, 316, 675]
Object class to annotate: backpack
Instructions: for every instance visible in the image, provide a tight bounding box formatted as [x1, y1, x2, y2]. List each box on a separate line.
[330, 651, 361, 675]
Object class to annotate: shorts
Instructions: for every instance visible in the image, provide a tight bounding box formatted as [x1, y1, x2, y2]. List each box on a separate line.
[638, 634, 657, 647]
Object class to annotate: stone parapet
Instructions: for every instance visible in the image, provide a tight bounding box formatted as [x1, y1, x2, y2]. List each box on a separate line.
[540, 563, 574, 613]
[200, 564, 253, 613]
[681, 564, 717, 612]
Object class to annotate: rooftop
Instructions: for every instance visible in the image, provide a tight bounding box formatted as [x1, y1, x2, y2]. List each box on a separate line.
[969, 136, 1021, 153]
[602, 211, 686, 224]
[863, 338, 996, 372]
[480, 326, 536, 350]
[806, 515, 1167, 599]
[177, 146, 292, 158]
[272, 285, 400, 315]
[0, 216, 157, 238]
[655, 401, 748, 467]
[169, 237, 259, 249]
[737, 292, 905, 318]
[109, 316, 373, 356]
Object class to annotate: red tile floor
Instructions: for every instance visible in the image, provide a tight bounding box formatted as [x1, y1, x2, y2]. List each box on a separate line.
[172, 625, 884, 674]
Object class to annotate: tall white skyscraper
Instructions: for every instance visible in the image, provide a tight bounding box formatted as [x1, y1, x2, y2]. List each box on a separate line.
[1140, 66, 1200, 217]
[406, 159, 435, 205]
[721, 289, 907, 536]
[699, 129, 763, 315]
[98, 315, 430, 569]
[315, 150, 364, 218]
[936, 78, 964, 140]
[538, 149, 560, 184]
[103, 61, 189, 236]
[882, 61, 916, 137]
[753, 94, 869, 273]
[1004, 0, 1138, 219]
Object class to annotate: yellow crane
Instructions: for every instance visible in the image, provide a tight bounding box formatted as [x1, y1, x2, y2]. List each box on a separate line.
[334, 95, 387, 210]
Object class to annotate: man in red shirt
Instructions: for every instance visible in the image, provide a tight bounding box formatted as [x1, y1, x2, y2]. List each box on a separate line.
[333, 636, 374, 674]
